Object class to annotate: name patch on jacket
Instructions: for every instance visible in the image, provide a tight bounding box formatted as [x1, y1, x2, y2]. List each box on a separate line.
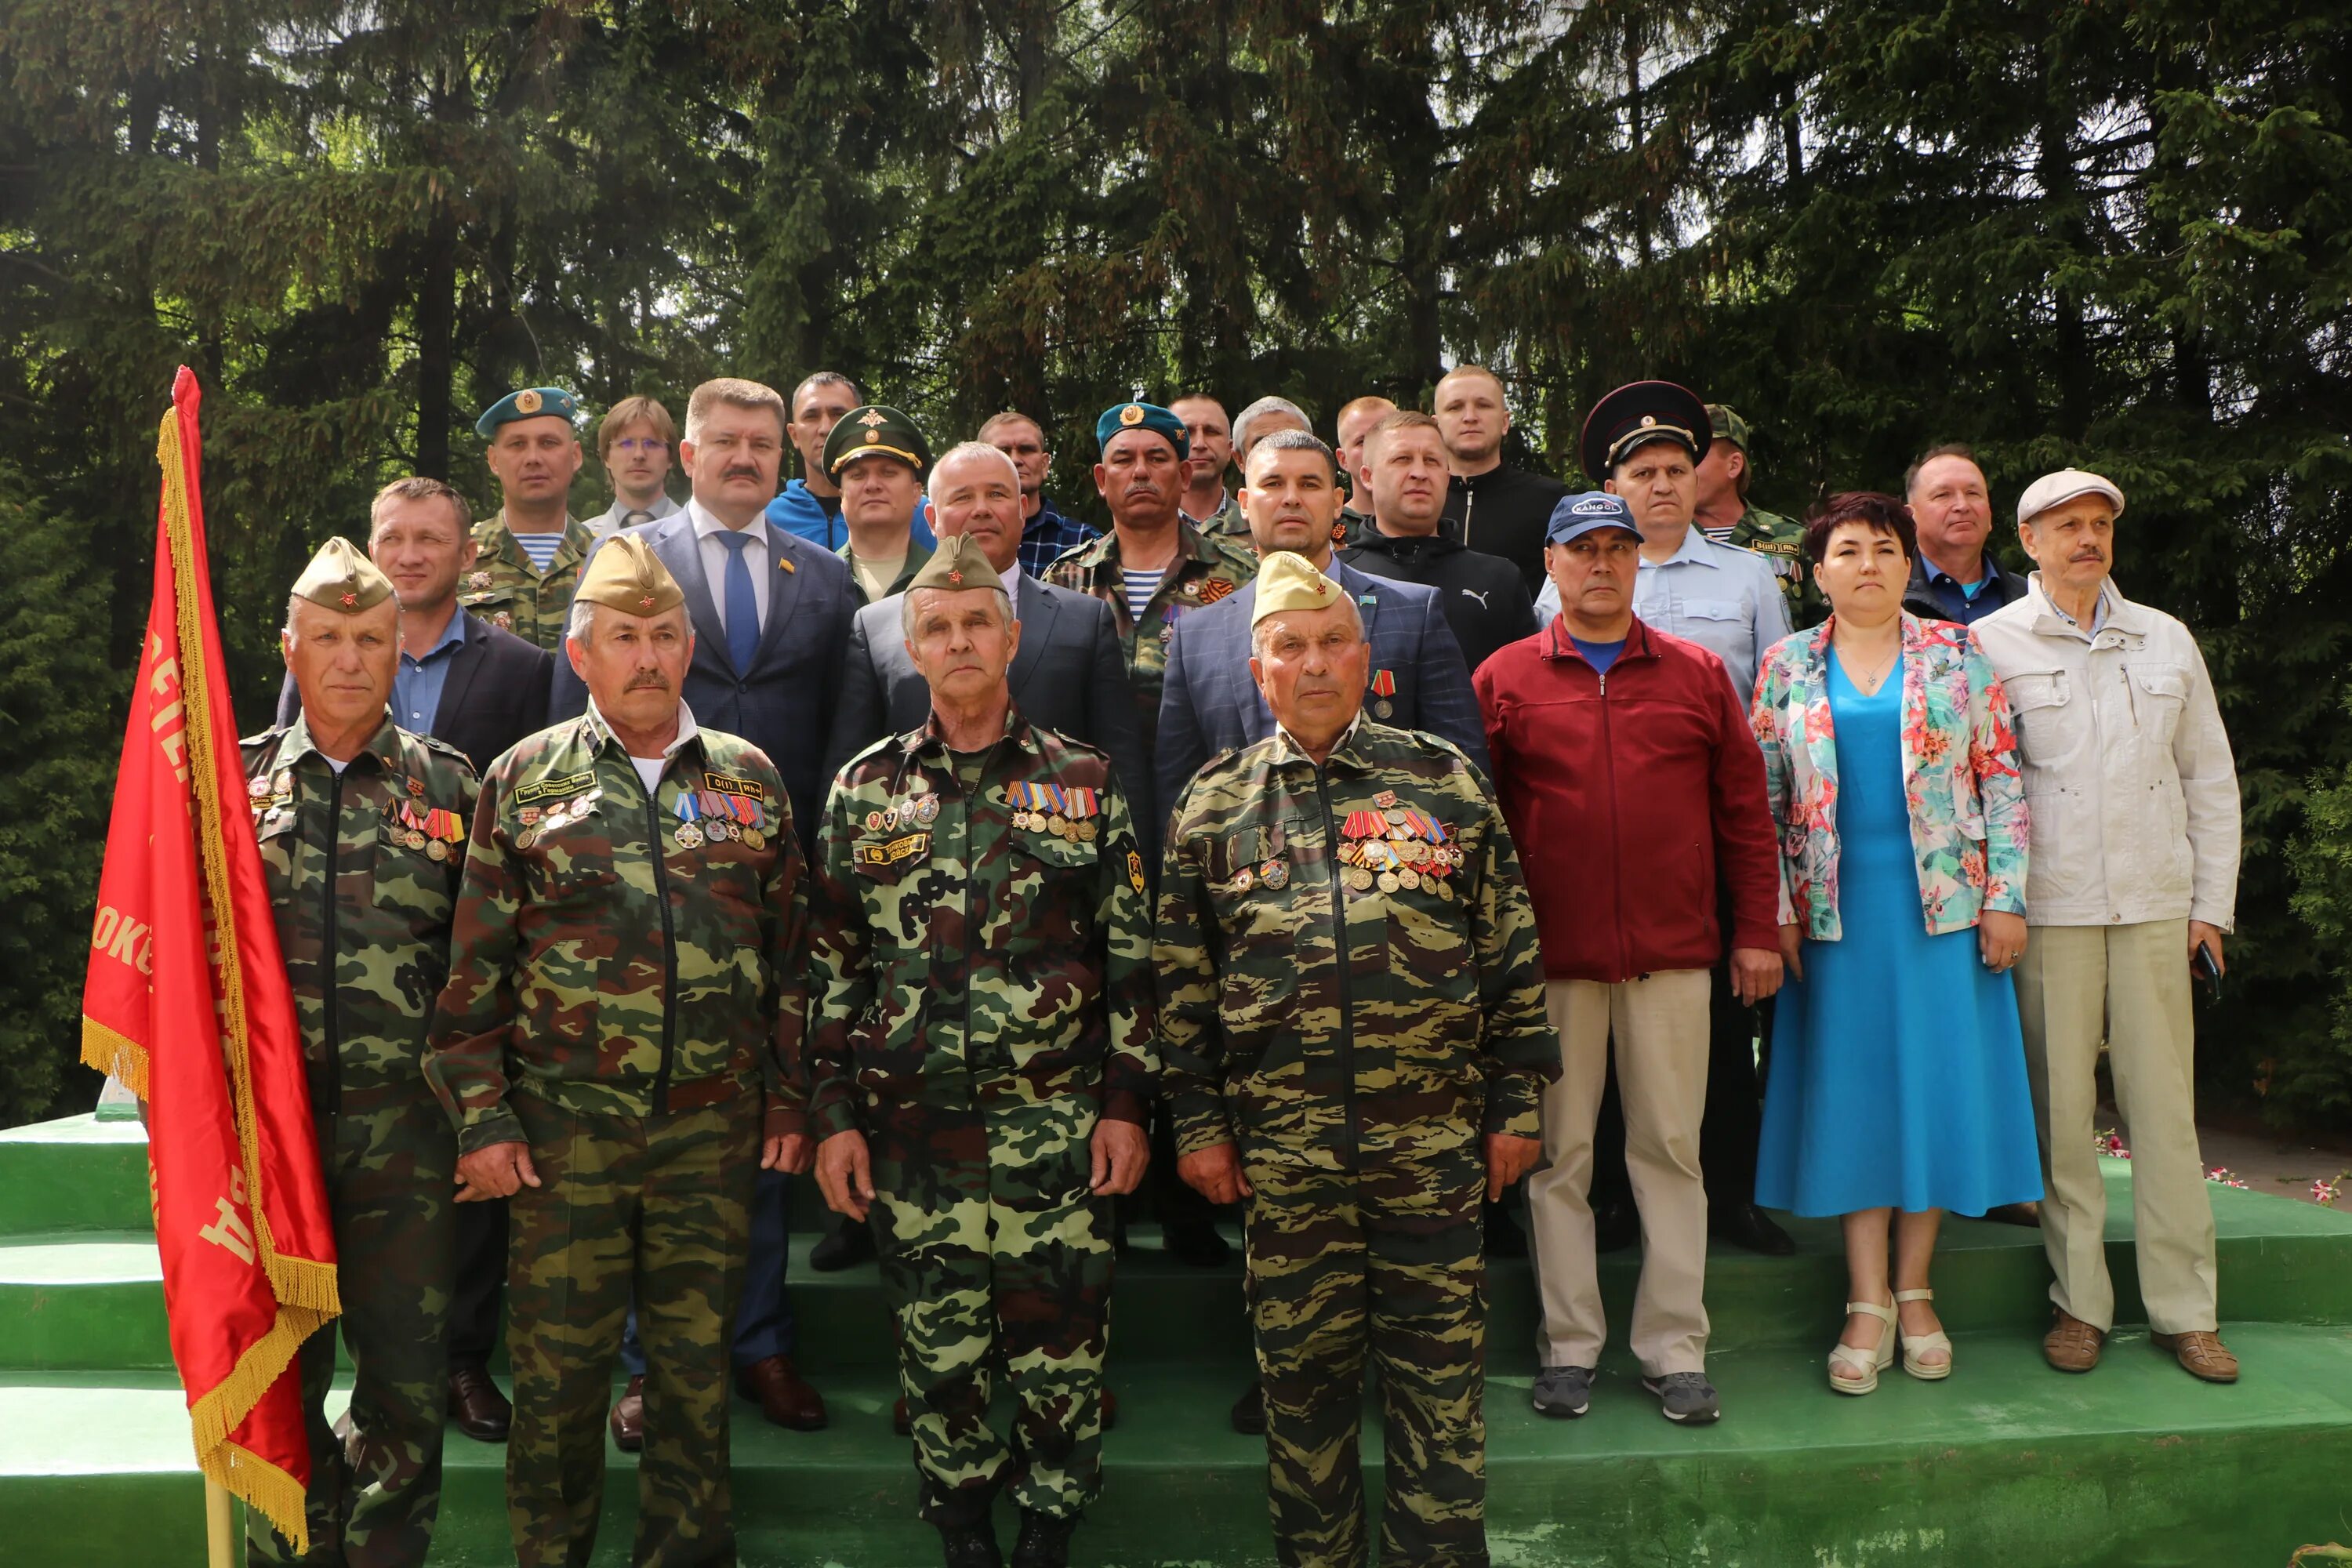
[703, 772, 770, 801]
[514, 771, 596, 804]
[858, 832, 930, 867]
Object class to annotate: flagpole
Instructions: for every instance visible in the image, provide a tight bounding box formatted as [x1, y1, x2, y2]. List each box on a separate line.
[205, 1477, 236, 1567]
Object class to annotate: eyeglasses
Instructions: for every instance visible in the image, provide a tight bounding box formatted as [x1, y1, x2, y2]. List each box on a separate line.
[610, 437, 668, 455]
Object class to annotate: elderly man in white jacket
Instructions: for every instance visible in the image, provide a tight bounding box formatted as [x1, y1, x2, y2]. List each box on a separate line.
[1974, 470, 2241, 1385]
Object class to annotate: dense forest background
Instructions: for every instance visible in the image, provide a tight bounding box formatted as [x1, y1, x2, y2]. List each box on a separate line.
[2, 1, 2347, 1132]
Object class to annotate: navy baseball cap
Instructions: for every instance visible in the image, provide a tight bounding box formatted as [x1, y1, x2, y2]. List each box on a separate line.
[1546, 491, 1642, 546]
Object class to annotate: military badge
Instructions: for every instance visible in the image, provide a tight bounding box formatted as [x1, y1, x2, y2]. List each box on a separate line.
[1198, 578, 1236, 604]
[1119, 404, 1145, 426]
[516, 389, 543, 414]
[912, 793, 940, 826]
[1260, 858, 1289, 891]
[1232, 866, 1256, 893]
[1128, 850, 1145, 893]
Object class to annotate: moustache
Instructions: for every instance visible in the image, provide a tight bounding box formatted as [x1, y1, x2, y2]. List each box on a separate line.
[624, 672, 671, 691]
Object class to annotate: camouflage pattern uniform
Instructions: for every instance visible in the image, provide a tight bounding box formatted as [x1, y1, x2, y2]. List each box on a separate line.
[1156, 720, 1555, 1568]
[242, 714, 476, 1568]
[457, 510, 595, 650]
[800, 708, 1156, 1527]
[1184, 491, 1247, 541]
[1726, 503, 1823, 627]
[1045, 519, 1257, 757]
[426, 705, 805, 1568]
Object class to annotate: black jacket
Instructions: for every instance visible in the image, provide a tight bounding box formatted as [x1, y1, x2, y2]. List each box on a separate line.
[277, 608, 554, 775]
[1338, 531, 1539, 679]
[1900, 552, 2031, 627]
[1440, 464, 1569, 596]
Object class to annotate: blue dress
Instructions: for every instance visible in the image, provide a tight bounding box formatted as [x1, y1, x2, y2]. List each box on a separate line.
[1754, 651, 2045, 1218]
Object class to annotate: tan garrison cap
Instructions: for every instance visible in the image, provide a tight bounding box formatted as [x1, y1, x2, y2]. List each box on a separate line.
[906, 535, 999, 595]
[1250, 550, 1346, 626]
[291, 535, 394, 614]
[575, 534, 684, 615]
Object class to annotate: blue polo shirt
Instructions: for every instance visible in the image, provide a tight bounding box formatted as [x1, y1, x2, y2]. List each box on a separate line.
[1921, 560, 2024, 626]
[392, 608, 469, 736]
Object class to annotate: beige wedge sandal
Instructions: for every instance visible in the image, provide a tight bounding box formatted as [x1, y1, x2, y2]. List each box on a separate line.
[1896, 1288, 1953, 1381]
[1828, 1300, 1896, 1395]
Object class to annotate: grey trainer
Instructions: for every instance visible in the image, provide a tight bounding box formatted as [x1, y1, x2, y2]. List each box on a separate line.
[1642, 1371, 1720, 1425]
[1530, 1364, 1594, 1418]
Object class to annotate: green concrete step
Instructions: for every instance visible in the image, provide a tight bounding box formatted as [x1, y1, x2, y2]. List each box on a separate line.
[9, 1164, 2351, 1374]
[1, 1322, 2343, 1566]
[0, 1115, 152, 1232]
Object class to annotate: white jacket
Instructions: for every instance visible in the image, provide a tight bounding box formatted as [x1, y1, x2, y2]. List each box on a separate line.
[1972, 575, 2239, 929]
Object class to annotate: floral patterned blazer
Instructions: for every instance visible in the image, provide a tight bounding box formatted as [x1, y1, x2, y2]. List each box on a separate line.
[1750, 612, 2029, 940]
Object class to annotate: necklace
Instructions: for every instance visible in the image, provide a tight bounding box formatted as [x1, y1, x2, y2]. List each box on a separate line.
[1836, 636, 1900, 695]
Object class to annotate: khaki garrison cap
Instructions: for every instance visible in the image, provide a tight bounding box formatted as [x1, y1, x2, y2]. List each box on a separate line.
[291, 535, 394, 614]
[575, 534, 685, 616]
[906, 535, 1000, 595]
[1250, 550, 1347, 626]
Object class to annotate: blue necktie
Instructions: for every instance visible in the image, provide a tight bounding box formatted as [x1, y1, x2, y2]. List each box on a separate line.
[717, 531, 759, 673]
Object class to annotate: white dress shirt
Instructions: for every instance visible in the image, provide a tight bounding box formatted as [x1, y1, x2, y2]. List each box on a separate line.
[690, 499, 770, 634]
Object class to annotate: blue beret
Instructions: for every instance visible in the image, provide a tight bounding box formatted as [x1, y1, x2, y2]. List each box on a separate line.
[1095, 401, 1189, 461]
[476, 387, 581, 439]
[1547, 491, 1642, 546]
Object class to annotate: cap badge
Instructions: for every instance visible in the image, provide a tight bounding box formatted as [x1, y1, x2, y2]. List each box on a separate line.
[1120, 405, 1145, 426]
[1639, 414, 1656, 426]
[516, 389, 543, 414]
[947, 570, 964, 585]
[859, 410, 887, 430]
[638, 592, 655, 610]
[339, 591, 357, 608]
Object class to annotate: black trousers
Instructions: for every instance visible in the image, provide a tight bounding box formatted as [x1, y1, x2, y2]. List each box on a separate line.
[447, 1195, 508, 1367]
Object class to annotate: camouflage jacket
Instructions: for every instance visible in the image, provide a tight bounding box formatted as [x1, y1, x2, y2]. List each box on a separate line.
[1044, 519, 1257, 757]
[800, 709, 1158, 1142]
[1182, 491, 1247, 541]
[426, 703, 807, 1152]
[458, 510, 595, 651]
[1726, 504, 1824, 627]
[1155, 720, 1555, 1167]
[244, 714, 478, 1102]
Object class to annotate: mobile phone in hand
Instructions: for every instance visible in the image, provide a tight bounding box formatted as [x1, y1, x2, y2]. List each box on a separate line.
[2191, 942, 2223, 1000]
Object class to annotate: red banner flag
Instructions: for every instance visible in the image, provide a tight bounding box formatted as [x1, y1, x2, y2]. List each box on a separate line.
[79, 368, 340, 1552]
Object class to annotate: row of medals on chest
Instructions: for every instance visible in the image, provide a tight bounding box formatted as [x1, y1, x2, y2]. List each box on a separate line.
[248, 768, 467, 861]
[509, 785, 771, 853]
[862, 785, 1102, 843]
[1230, 790, 1462, 899]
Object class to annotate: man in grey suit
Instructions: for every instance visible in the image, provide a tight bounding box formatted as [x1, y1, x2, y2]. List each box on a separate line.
[825, 442, 1145, 812]
[1156, 429, 1490, 818]
[550, 375, 854, 1446]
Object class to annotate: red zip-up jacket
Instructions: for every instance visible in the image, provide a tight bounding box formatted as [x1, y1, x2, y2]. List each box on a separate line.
[1474, 617, 1782, 982]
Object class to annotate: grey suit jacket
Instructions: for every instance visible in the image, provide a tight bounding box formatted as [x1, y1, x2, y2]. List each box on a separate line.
[1155, 559, 1490, 815]
[823, 573, 1151, 846]
[550, 509, 857, 848]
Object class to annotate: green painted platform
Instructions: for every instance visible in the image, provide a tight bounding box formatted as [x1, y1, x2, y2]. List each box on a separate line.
[2, 1114, 2347, 1566]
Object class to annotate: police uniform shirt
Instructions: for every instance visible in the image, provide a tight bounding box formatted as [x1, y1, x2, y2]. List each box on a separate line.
[1537, 524, 1791, 697]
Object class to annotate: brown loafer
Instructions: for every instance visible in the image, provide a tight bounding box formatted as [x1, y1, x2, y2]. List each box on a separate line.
[2043, 1308, 2104, 1373]
[737, 1355, 829, 1430]
[2152, 1330, 2239, 1384]
[894, 1388, 1116, 1438]
[448, 1363, 513, 1443]
[608, 1374, 644, 1453]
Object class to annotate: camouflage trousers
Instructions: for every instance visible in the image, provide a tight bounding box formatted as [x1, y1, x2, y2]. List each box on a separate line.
[249, 1084, 456, 1568]
[506, 1091, 758, 1568]
[868, 1084, 1114, 1526]
[1246, 1151, 1490, 1568]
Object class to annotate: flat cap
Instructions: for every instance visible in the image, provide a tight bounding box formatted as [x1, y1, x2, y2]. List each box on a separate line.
[905, 534, 1000, 597]
[1546, 491, 1642, 547]
[1250, 550, 1347, 627]
[1580, 380, 1711, 480]
[575, 534, 684, 617]
[476, 387, 580, 439]
[1095, 401, 1190, 461]
[291, 535, 395, 614]
[1705, 402, 1751, 450]
[824, 405, 931, 477]
[2016, 469, 2125, 528]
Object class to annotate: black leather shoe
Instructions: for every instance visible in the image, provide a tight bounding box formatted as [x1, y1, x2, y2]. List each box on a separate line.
[937, 1523, 1003, 1568]
[1594, 1199, 1639, 1254]
[1484, 1200, 1528, 1258]
[810, 1218, 876, 1272]
[448, 1364, 513, 1443]
[1984, 1201, 2042, 1228]
[1011, 1510, 1079, 1568]
[608, 1374, 644, 1453]
[1229, 1379, 1265, 1436]
[1162, 1220, 1232, 1267]
[1712, 1201, 1796, 1256]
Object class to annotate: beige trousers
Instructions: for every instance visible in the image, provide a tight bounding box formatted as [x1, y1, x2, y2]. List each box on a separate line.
[1526, 971, 1711, 1377]
[2013, 918, 2219, 1334]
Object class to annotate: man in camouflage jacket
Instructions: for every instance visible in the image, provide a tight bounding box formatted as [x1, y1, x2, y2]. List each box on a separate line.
[804, 536, 1156, 1568]
[1154, 552, 1555, 1568]
[425, 535, 810, 1568]
[244, 537, 477, 1568]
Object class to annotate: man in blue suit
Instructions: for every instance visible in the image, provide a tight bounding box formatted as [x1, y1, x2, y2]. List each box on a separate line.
[550, 375, 855, 1447]
[1156, 428, 1490, 818]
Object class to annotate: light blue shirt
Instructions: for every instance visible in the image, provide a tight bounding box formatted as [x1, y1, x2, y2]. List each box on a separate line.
[1535, 524, 1791, 697]
[393, 608, 470, 737]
